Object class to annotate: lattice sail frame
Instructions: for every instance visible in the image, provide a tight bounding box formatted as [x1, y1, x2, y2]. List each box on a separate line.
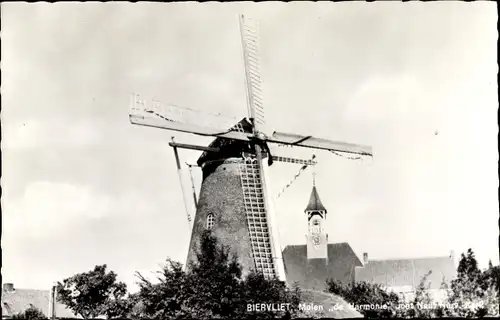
[239, 14, 287, 281]
[239, 15, 265, 128]
[239, 155, 276, 278]
[130, 93, 242, 132]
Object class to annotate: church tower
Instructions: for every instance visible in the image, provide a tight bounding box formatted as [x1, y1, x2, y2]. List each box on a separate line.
[305, 175, 328, 260]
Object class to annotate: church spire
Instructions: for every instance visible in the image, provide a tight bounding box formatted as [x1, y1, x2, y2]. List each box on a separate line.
[305, 173, 327, 213]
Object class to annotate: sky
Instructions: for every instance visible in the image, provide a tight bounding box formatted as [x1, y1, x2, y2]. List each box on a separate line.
[1, 2, 498, 293]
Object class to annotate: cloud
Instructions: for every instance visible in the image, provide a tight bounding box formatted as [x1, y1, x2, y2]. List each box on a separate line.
[2, 118, 103, 150]
[1, 179, 186, 290]
[2, 179, 166, 239]
[2, 182, 115, 238]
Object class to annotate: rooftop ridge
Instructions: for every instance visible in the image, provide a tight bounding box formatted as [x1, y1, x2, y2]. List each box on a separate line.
[283, 242, 349, 249]
[2, 288, 48, 291]
[365, 255, 453, 262]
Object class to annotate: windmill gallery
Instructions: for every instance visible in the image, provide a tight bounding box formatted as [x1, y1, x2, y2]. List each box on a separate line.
[129, 15, 373, 291]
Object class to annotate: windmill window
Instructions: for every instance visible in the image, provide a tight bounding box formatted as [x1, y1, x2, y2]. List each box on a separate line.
[206, 213, 215, 230]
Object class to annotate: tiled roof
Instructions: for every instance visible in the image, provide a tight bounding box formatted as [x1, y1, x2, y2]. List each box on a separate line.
[355, 256, 457, 290]
[283, 243, 362, 291]
[305, 186, 327, 212]
[1, 287, 77, 318]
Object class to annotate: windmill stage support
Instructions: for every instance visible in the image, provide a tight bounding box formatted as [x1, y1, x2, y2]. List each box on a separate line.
[170, 141, 316, 166]
[171, 137, 193, 228]
[169, 142, 220, 153]
[186, 163, 198, 207]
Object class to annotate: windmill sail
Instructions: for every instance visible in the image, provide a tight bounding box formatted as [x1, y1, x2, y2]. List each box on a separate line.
[239, 14, 265, 129]
[239, 14, 286, 282]
[268, 131, 373, 156]
[129, 93, 254, 141]
[130, 113, 253, 141]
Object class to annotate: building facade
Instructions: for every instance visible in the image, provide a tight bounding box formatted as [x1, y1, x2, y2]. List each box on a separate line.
[1, 283, 76, 319]
[355, 252, 457, 302]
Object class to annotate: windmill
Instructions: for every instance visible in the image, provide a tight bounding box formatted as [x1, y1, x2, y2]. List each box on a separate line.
[129, 15, 372, 282]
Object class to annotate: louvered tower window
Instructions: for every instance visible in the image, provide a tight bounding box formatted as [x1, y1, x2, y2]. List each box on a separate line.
[206, 213, 214, 230]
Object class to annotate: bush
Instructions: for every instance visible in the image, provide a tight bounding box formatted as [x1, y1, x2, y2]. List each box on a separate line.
[12, 306, 47, 320]
[326, 279, 401, 318]
[327, 249, 500, 319]
[57, 265, 132, 319]
[133, 230, 300, 319]
[402, 271, 437, 319]
[444, 249, 500, 318]
[327, 271, 445, 318]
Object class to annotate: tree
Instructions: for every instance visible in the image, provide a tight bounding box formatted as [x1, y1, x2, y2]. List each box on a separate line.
[327, 249, 499, 319]
[134, 258, 191, 319]
[482, 260, 500, 298]
[432, 277, 452, 318]
[478, 259, 500, 316]
[403, 271, 435, 319]
[126, 293, 147, 319]
[101, 294, 134, 319]
[184, 230, 243, 319]
[134, 230, 299, 319]
[289, 281, 303, 315]
[238, 271, 300, 319]
[12, 306, 46, 320]
[445, 249, 499, 318]
[56, 264, 131, 319]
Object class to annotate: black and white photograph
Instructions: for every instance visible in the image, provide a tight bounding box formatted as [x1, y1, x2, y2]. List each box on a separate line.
[1, 2, 498, 319]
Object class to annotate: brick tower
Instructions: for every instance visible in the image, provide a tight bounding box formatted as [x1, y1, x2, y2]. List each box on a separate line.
[185, 118, 274, 277]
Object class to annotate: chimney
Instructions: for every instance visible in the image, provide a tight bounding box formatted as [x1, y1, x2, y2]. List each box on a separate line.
[449, 250, 455, 260]
[363, 252, 369, 264]
[48, 282, 57, 320]
[450, 250, 457, 268]
[3, 283, 14, 292]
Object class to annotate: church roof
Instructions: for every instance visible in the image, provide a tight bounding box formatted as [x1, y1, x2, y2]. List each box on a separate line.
[282, 243, 362, 291]
[355, 256, 457, 290]
[305, 186, 327, 212]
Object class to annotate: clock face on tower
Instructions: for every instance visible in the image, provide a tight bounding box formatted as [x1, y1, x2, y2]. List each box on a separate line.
[312, 235, 321, 246]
